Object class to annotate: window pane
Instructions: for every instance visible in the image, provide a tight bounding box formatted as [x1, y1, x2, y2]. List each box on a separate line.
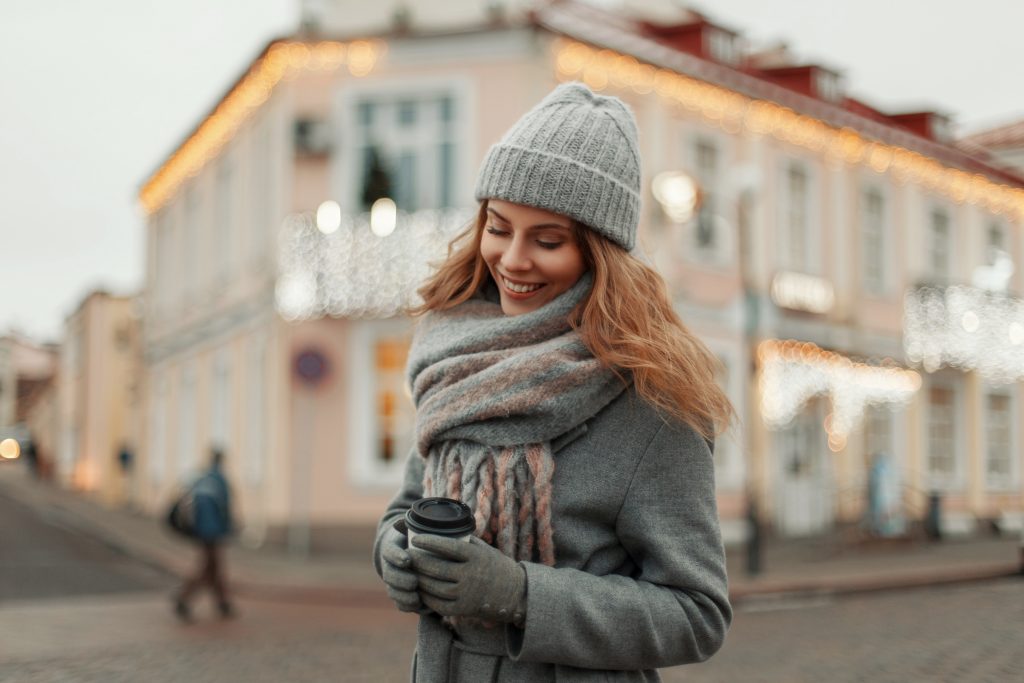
[397, 152, 416, 212]
[439, 142, 454, 209]
[375, 338, 413, 465]
[863, 189, 884, 291]
[927, 386, 955, 477]
[930, 210, 950, 279]
[986, 394, 1011, 480]
[788, 166, 807, 267]
[358, 102, 375, 128]
[397, 100, 416, 126]
[439, 96, 454, 123]
[695, 140, 717, 251]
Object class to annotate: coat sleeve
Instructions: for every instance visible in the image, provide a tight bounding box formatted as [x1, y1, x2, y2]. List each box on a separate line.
[507, 421, 732, 669]
[372, 449, 425, 578]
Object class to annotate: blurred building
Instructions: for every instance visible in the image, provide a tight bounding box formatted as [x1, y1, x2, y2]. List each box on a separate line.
[0, 333, 57, 450]
[52, 291, 142, 506]
[23, 377, 58, 479]
[962, 117, 1024, 176]
[136, 0, 1024, 548]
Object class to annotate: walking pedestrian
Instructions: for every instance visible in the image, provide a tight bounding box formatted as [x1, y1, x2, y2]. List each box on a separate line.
[373, 82, 734, 681]
[173, 446, 235, 622]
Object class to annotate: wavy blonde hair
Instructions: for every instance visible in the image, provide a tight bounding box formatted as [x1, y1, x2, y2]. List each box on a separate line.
[412, 201, 734, 440]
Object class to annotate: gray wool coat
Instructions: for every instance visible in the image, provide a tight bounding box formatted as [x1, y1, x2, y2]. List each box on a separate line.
[372, 387, 732, 682]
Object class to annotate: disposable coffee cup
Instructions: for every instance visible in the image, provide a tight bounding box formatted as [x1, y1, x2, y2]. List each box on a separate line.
[404, 497, 476, 545]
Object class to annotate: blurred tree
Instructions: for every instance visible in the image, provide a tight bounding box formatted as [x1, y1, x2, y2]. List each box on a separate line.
[361, 146, 393, 212]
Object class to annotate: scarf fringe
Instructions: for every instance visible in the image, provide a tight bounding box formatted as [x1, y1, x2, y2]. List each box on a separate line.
[424, 443, 556, 565]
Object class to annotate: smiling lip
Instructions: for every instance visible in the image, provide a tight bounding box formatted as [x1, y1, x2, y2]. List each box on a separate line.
[498, 274, 546, 298]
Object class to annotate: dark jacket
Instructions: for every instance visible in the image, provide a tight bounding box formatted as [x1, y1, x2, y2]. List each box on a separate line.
[191, 467, 232, 542]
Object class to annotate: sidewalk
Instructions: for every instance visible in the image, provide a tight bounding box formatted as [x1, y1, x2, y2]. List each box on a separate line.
[1, 466, 1019, 608]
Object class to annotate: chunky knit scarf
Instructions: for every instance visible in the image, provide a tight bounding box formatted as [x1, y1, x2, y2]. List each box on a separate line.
[407, 274, 624, 565]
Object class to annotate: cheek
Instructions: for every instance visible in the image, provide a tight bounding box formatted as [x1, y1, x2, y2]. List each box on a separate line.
[550, 250, 586, 284]
[479, 237, 498, 265]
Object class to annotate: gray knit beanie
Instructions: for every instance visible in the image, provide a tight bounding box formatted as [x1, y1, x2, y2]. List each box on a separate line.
[474, 82, 641, 251]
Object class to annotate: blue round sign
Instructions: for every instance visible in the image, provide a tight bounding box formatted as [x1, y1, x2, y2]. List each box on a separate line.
[294, 349, 329, 386]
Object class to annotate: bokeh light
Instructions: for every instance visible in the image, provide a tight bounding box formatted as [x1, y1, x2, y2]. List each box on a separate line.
[369, 198, 397, 237]
[316, 200, 342, 234]
[0, 438, 21, 460]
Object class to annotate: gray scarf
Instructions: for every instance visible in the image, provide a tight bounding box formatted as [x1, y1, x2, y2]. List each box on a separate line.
[407, 274, 624, 564]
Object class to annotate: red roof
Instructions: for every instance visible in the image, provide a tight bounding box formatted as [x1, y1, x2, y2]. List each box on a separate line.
[535, 0, 1024, 187]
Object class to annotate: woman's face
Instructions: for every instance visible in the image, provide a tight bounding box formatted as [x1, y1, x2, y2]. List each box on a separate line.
[480, 199, 587, 316]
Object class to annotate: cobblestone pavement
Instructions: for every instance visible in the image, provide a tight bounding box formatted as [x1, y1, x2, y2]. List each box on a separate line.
[0, 490, 172, 602]
[0, 592, 418, 683]
[2, 578, 1020, 682]
[667, 578, 1023, 683]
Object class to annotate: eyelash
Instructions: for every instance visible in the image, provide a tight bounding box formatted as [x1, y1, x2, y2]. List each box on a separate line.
[485, 225, 562, 250]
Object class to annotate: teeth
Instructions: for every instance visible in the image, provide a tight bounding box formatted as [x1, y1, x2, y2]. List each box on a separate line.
[503, 277, 543, 294]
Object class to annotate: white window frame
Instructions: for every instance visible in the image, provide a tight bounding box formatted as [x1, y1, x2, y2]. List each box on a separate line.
[927, 205, 953, 283]
[986, 220, 1007, 264]
[248, 115, 275, 272]
[215, 153, 235, 286]
[778, 158, 818, 273]
[861, 184, 889, 296]
[922, 374, 965, 491]
[211, 348, 232, 453]
[983, 385, 1018, 491]
[336, 76, 475, 216]
[687, 132, 733, 268]
[244, 334, 267, 487]
[178, 363, 197, 481]
[182, 186, 200, 303]
[348, 318, 417, 490]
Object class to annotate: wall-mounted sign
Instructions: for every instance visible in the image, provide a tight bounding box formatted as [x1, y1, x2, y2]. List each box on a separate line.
[770, 271, 835, 314]
[294, 348, 330, 387]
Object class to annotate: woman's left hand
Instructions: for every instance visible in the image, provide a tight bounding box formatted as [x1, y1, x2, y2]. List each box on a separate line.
[408, 535, 527, 625]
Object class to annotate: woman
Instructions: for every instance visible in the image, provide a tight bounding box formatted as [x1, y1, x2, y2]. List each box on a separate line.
[373, 82, 733, 682]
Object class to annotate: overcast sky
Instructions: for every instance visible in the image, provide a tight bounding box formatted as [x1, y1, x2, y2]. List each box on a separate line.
[2, 0, 1022, 342]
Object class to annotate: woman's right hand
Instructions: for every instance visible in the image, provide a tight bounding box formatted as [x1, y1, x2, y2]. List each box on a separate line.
[380, 526, 423, 613]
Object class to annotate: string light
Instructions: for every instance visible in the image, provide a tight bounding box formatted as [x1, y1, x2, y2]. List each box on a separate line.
[276, 208, 472, 320]
[904, 285, 1024, 384]
[554, 40, 1024, 221]
[758, 340, 921, 450]
[140, 39, 385, 214]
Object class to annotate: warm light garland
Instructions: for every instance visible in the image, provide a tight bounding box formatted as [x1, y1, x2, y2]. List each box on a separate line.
[140, 39, 384, 214]
[276, 208, 472, 320]
[554, 40, 1024, 221]
[758, 340, 921, 452]
[904, 285, 1024, 384]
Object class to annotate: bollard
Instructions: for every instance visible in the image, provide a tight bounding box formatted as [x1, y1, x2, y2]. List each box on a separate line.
[924, 491, 943, 541]
[746, 494, 762, 576]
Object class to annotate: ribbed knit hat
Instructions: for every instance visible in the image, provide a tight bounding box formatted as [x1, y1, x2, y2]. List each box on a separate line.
[474, 82, 641, 251]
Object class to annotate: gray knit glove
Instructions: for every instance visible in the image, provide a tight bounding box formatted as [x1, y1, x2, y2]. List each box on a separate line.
[408, 534, 527, 625]
[379, 526, 424, 613]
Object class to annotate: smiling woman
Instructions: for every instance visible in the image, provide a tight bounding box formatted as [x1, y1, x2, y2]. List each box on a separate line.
[480, 200, 587, 316]
[373, 82, 734, 683]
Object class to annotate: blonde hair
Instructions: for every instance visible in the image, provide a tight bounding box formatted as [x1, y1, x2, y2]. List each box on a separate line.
[412, 201, 734, 440]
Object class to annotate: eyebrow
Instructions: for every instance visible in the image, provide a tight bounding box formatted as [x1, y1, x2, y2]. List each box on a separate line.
[487, 208, 572, 232]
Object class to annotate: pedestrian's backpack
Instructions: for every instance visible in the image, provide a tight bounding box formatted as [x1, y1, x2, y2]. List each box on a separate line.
[166, 490, 197, 538]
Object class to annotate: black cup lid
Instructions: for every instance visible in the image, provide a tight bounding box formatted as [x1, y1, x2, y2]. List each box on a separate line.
[405, 497, 475, 535]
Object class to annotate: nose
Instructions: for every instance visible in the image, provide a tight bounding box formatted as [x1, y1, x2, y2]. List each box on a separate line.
[501, 235, 532, 272]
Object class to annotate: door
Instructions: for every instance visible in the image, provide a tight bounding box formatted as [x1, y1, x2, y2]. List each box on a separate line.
[775, 399, 833, 537]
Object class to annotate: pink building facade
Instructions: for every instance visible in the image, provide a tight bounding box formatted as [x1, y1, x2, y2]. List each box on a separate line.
[137, 1, 1024, 550]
